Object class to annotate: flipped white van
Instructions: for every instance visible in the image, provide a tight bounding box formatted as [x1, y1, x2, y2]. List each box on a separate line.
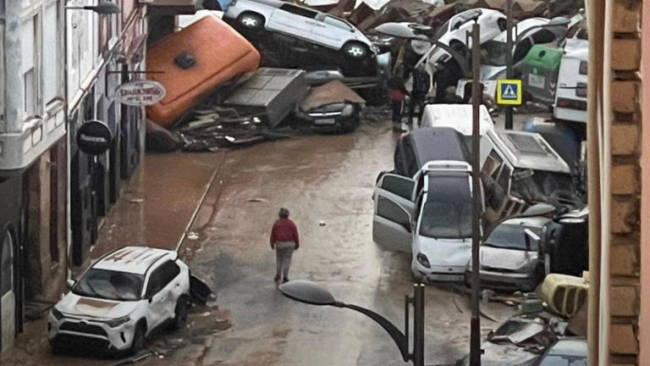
[553, 38, 588, 123]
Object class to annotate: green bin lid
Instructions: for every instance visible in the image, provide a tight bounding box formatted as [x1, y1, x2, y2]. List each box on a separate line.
[523, 45, 563, 71]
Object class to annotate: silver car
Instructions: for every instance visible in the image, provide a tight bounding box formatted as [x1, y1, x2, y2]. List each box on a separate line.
[471, 216, 551, 292]
[224, 0, 378, 59]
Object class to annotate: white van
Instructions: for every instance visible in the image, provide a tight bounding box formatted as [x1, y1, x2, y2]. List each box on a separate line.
[373, 161, 478, 282]
[553, 38, 588, 123]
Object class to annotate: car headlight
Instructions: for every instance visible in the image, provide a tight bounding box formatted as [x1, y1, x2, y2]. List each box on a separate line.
[416, 253, 431, 269]
[341, 104, 355, 117]
[51, 307, 64, 321]
[105, 316, 130, 328]
[370, 44, 380, 53]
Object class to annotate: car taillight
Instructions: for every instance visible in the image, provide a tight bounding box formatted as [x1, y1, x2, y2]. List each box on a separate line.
[417, 253, 431, 269]
[557, 98, 587, 111]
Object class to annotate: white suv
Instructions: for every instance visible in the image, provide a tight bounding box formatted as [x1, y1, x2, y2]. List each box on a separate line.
[224, 0, 378, 59]
[48, 247, 191, 355]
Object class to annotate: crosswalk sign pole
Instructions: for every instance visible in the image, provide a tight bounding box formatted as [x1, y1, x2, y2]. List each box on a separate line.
[505, 0, 514, 130]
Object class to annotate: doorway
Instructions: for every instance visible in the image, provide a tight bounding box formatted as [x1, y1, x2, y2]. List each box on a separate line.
[1, 231, 16, 351]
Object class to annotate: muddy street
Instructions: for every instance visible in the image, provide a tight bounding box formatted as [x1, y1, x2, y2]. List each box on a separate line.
[1, 123, 515, 366]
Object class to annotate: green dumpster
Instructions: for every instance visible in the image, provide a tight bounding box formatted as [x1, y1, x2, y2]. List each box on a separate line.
[522, 45, 563, 105]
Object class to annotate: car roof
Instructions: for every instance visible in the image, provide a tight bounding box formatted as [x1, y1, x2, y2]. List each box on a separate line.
[93, 246, 176, 275]
[421, 104, 494, 136]
[408, 127, 470, 165]
[486, 129, 571, 173]
[545, 338, 587, 357]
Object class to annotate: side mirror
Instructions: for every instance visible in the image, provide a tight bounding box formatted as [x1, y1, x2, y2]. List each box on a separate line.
[66, 279, 76, 289]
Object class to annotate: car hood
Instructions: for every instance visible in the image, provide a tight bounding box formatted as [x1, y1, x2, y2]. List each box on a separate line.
[56, 292, 140, 320]
[417, 236, 472, 271]
[480, 246, 538, 272]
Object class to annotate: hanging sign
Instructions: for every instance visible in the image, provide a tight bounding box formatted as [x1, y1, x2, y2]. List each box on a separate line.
[115, 80, 166, 106]
[76, 120, 112, 156]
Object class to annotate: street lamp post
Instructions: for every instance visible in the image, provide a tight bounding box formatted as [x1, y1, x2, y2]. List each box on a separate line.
[469, 23, 482, 366]
[279, 280, 426, 366]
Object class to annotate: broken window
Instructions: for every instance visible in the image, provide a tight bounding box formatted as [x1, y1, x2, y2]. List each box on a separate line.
[485, 223, 542, 251]
[157, 261, 181, 288]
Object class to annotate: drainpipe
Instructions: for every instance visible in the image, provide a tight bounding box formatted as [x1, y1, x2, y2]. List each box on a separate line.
[597, 1, 613, 365]
[586, 0, 603, 364]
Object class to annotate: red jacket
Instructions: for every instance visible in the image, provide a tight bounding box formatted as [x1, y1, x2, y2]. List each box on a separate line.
[270, 219, 300, 249]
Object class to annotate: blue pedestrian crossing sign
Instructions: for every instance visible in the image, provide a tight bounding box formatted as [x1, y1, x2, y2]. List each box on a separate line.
[497, 79, 523, 106]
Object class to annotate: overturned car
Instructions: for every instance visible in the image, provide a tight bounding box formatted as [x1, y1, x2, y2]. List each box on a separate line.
[296, 80, 365, 133]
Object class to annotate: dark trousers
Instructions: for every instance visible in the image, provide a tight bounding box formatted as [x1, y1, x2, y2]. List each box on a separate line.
[391, 100, 403, 124]
[409, 96, 426, 125]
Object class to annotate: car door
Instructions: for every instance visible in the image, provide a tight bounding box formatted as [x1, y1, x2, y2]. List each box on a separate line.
[143, 261, 181, 331]
[311, 15, 354, 50]
[143, 267, 166, 332]
[373, 174, 416, 252]
[268, 3, 317, 41]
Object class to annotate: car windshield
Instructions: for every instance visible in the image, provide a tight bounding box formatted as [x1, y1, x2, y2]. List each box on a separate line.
[485, 223, 542, 251]
[419, 175, 472, 239]
[481, 40, 509, 66]
[539, 356, 587, 366]
[74, 269, 144, 301]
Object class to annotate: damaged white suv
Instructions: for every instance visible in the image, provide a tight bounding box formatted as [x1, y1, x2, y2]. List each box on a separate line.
[48, 247, 191, 355]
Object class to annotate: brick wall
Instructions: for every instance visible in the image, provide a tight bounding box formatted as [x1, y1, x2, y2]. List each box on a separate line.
[609, 0, 642, 364]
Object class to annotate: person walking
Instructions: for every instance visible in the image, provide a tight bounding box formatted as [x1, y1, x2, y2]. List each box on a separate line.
[270, 208, 299, 284]
[388, 74, 409, 133]
[409, 63, 431, 125]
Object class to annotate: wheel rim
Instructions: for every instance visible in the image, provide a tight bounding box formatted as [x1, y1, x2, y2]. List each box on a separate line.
[241, 17, 258, 28]
[348, 45, 365, 58]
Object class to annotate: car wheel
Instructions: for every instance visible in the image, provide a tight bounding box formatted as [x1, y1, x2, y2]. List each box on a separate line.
[130, 323, 146, 355]
[343, 42, 369, 59]
[339, 117, 359, 134]
[171, 296, 189, 331]
[237, 13, 264, 31]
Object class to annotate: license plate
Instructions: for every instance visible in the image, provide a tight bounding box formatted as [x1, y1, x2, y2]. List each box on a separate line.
[528, 74, 545, 89]
[314, 118, 336, 125]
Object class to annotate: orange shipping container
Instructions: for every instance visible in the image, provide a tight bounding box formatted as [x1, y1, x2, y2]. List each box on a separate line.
[146, 16, 260, 127]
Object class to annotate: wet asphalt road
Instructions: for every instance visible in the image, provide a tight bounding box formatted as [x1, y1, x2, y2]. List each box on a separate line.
[0, 122, 515, 366]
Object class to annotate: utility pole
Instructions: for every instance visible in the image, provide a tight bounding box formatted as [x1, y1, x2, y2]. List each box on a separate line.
[412, 283, 425, 366]
[504, 0, 514, 130]
[470, 23, 482, 366]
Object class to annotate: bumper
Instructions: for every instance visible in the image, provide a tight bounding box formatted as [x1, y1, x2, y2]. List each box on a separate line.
[412, 261, 465, 282]
[466, 269, 539, 293]
[48, 314, 136, 353]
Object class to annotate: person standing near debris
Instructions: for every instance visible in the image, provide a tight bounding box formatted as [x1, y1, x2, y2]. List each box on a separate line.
[409, 63, 431, 125]
[270, 208, 299, 284]
[388, 74, 409, 133]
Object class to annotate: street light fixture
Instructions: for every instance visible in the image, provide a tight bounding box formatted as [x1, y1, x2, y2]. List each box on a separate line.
[279, 280, 426, 366]
[66, 1, 120, 14]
